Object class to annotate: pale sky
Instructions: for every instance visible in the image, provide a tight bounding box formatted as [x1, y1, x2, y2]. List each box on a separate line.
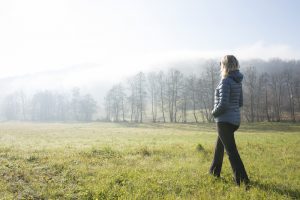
[0, 0, 300, 80]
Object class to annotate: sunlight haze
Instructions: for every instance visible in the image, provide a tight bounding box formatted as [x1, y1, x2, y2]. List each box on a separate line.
[0, 0, 299, 80]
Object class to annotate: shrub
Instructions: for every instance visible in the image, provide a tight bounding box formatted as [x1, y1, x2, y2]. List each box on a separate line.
[196, 144, 205, 152]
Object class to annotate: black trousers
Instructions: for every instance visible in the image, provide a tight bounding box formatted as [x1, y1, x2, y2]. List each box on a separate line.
[209, 122, 249, 185]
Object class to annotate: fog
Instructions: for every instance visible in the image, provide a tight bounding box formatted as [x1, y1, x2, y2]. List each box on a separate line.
[1, 1, 300, 121]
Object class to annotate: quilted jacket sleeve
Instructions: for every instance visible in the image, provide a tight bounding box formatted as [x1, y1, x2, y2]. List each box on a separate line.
[212, 79, 230, 117]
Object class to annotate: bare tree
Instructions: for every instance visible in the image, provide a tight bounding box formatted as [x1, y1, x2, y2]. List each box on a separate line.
[31, 90, 56, 121]
[71, 88, 81, 121]
[198, 62, 219, 122]
[136, 72, 147, 123]
[258, 73, 270, 121]
[55, 93, 69, 121]
[158, 71, 166, 122]
[80, 94, 97, 121]
[104, 84, 126, 122]
[188, 74, 199, 123]
[18, 90, 28, 120]
[128, 77, 138, 122]
[104, 92, 112, 121]
[179, 77, 190, 123]
[126, 72, 147, 123]
[166, 69, 183, 123]
[269, 72, 284, 121]
[2, 93, 20, 120]
[118, 84, 126, 122]
[106, 87, 119, 122]
[284, 69, 296, 122]
[295, 77, 300, 114]
[198, 78, 211, 122]
[243, 66, 258, 122]
[147, 72, 159, 122]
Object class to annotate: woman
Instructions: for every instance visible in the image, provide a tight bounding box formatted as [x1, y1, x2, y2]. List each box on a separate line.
[209, 55, 250, 186]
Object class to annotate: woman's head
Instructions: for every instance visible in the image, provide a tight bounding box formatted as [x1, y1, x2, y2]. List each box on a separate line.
[220, 55, 239, 78]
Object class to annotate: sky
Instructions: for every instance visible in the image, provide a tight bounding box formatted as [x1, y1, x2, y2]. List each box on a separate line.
[0, 0, 300, 81]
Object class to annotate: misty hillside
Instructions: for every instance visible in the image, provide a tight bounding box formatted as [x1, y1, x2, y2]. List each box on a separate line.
[0, 58, 299, 122]
[0, 64, 115, 100]
[2, 58, 299, 98]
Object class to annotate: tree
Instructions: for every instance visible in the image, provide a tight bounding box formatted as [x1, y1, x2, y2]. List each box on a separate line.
[71, 88, 81, 121]
[198, 62, 219, 122]
[104, 91, 112, 121]
[136, 72, 147, 123]
[188, 75, 199, 123]
[179, 77, 190, 123]
[158, 71, 166, 122]
[80, 94, 97, 121]
[31, 90, 56, 121]
[269, 72, 284, 121]
[128, 77, 138, 122]
[284, 69, 297, 122]
[166, 69, 183, 123]
[126, 72, 147, 123]
[1, 91, 29, 121]
[243, 66, 258, 122]
[55, 93, 70, 121]
[147, 72, 159, 122]
[258, 73, 270, 121]
[3, 93, 20, 120]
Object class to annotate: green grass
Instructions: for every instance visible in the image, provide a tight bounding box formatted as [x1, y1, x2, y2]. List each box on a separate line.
[0, 122, 299, 199]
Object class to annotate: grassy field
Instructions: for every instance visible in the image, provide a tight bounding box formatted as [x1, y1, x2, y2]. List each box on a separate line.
[0, 122, 299, 199]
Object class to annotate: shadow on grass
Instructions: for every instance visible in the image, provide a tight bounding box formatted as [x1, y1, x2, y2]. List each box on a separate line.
[109, 121, 300, 134]
[211, 176, 300, 199]
[239, 122, 300, 133]
[115, 122, 217, 133]
[251, 180, 300, 199]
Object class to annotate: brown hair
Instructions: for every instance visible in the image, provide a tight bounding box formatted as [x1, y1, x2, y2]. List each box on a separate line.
[220, 55, 239, 78]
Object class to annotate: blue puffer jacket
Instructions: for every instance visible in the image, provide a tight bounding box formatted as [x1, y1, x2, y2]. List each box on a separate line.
[212, 70, 243, 125]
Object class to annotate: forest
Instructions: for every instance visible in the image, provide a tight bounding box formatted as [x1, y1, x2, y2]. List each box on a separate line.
[105, 59, 300, 123]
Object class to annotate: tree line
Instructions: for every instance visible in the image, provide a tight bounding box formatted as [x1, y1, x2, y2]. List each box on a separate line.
[0, 88, 97, 121]
[104, 60, 300, 123]
[1, 59, 299, 123]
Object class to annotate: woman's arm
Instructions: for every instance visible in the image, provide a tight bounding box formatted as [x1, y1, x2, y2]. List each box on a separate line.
[212, 80, 230, 117]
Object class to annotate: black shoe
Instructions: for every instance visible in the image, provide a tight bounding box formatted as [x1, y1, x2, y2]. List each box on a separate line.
[209, 171, 220, 178]
[243, 179, 251, 191]
[235, 178, 250, 190]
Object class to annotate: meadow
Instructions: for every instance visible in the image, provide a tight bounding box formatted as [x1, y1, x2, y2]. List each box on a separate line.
[0, 122, 299, 199]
